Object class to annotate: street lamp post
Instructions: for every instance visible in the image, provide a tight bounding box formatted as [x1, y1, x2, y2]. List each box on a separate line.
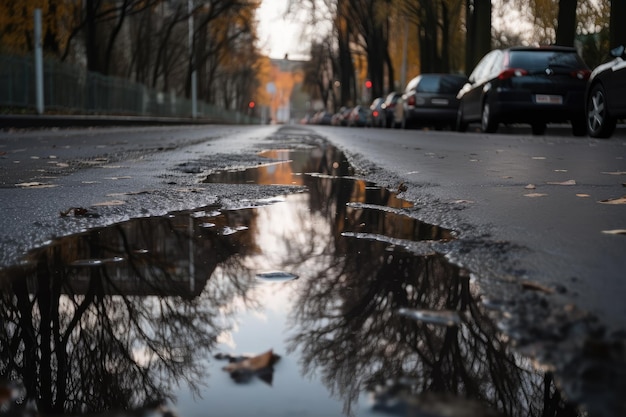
[188, 0, 197, 118]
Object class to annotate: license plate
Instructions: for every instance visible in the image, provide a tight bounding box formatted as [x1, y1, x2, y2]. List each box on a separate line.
[535, 94, 562, 104]
[431, 98, 449, 106]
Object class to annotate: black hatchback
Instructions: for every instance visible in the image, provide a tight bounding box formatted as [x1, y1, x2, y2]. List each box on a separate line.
[399, 73, 468, 129]
[456, 46, 590, 135]
[586, 45, 626, 138]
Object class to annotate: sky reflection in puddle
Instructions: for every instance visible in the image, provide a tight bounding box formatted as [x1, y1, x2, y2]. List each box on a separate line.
[0, 146, 581, 416]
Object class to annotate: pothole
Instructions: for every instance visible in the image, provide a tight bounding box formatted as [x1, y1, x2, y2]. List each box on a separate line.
[0, 143, 583, 417]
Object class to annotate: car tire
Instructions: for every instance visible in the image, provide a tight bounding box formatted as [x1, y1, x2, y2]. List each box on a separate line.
[456, 108, 468, 132]
[481, 101, 498, 133]
[587, 83, 616, 138]
[531, 122, 547, 135]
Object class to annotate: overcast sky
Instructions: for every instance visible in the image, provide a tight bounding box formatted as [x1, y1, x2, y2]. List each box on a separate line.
[257, 0, 310, 60]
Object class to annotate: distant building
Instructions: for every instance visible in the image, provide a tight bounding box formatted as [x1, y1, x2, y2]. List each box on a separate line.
[268, 56, 309, 123]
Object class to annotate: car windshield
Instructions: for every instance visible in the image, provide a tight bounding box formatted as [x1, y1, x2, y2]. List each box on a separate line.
[508, 50, 585, 70]
[416, 75, 466, 94]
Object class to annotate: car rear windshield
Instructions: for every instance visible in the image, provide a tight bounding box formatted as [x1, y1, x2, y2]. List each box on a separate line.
[416, 75, 467, 94]
[508, 50, 586, 70]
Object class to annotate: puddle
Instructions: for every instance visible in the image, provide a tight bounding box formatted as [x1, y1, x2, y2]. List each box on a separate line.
[0, 145, 582, 416]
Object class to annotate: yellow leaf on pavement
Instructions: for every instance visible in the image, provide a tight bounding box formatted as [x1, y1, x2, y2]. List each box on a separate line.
[598, 196, 626, 205]
[546, 180, 576, 186]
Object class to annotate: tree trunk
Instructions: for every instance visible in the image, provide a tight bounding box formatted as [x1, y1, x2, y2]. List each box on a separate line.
[555, 0, 577, 47]
[103, 0, 129, 75]
[465, 0, 491, 72]
[85, 0, 101, 73]
[610, 0, 626, 48]
[338, 27, 356, 106]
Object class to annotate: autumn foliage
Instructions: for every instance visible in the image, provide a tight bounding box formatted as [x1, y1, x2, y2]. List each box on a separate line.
[0, 0, 270, 113]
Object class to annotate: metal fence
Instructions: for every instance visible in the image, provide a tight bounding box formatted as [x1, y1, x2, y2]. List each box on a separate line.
[0, 54, 256, 124]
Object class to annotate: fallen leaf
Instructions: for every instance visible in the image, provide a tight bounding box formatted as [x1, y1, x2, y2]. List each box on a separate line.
[521, 280, 554, 294]
[15, 182, 57, 188]
[524, 184, 536, 190]
[546, 179, 576, 186]
[602, 229, 626, 235]
[524, 193, 548, 198]
[576, 194, 591, 198]
[397, 182, 408, 193]
[220, 349, 281, 385]
[601, 171, 626, 175]
[106, 190, 153, 196]
[91, 200, 125, 206]
[598, 196, 626, 205]
[451, 199, 474, 204]
[0, 380, 18, 406]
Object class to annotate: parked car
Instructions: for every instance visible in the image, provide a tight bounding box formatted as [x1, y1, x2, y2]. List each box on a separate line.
[398, 73, 468, 129]
[347, 105, 369, 127]
[456, 46, 591, 135]
[332, 107, 353, 126]
[311, 111, 333, 125]
[368, 97, 386, 127]
[381, 92, 402, 128]
[586, 45, 626, 138]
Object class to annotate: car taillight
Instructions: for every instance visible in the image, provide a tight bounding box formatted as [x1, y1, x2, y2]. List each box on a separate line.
[373, 111, 379, 117]
[498, 68, 528, 80]
[570, 69, 590, 80]
[407, 96, 416, 106]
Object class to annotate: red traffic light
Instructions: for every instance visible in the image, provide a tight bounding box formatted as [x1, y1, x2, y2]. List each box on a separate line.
[365, 80, 372, 89]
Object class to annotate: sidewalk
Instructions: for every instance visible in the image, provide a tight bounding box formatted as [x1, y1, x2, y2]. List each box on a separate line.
[0, 114, 217, 129]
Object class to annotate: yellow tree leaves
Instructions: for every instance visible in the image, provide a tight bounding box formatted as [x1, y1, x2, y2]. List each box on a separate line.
[0, 0, 77, 56]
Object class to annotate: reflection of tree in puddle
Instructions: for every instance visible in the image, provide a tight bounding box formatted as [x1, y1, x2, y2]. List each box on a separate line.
[285, 146, 579, 416]
[0, 143, 582, 417]
[0, 209, 258, 415]
[287, 242, 578, 416]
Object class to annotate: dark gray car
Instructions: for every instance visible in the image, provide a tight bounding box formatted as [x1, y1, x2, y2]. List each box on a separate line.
[399, 74, 468, 130]
[456, 46, 590, 135]
[586, 45, 626, 138]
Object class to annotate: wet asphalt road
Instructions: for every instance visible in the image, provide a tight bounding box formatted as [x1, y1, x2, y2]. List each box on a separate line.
[1, 122, 626, 414]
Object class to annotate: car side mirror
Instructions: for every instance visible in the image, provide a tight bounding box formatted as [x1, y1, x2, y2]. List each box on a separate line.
[610, 45, 625, 58]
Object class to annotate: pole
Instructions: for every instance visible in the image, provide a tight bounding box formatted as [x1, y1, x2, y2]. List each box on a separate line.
[188, 0, 197, 118]
[400, 16, 408, 90]
[34, 9, 44, 115]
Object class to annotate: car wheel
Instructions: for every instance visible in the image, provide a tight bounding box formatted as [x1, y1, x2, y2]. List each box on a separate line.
[531, 122, 547, 135]
[456, 108, 468, 132]
[481, 101, 498, 133]
[587, 84, 616, 138]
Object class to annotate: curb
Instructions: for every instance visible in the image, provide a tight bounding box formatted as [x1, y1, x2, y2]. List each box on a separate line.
[0, 114, 218, 129]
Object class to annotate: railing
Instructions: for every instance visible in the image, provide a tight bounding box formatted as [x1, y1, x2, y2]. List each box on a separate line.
[0, 54, 257, 124]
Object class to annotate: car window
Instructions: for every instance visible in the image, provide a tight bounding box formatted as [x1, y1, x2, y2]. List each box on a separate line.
[416, 76, 439, 93]
[508, 50, 586, 70]
[469, 50, 500, 83]
[438, 76, 467, 94]
[406, 77, 420, 92]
